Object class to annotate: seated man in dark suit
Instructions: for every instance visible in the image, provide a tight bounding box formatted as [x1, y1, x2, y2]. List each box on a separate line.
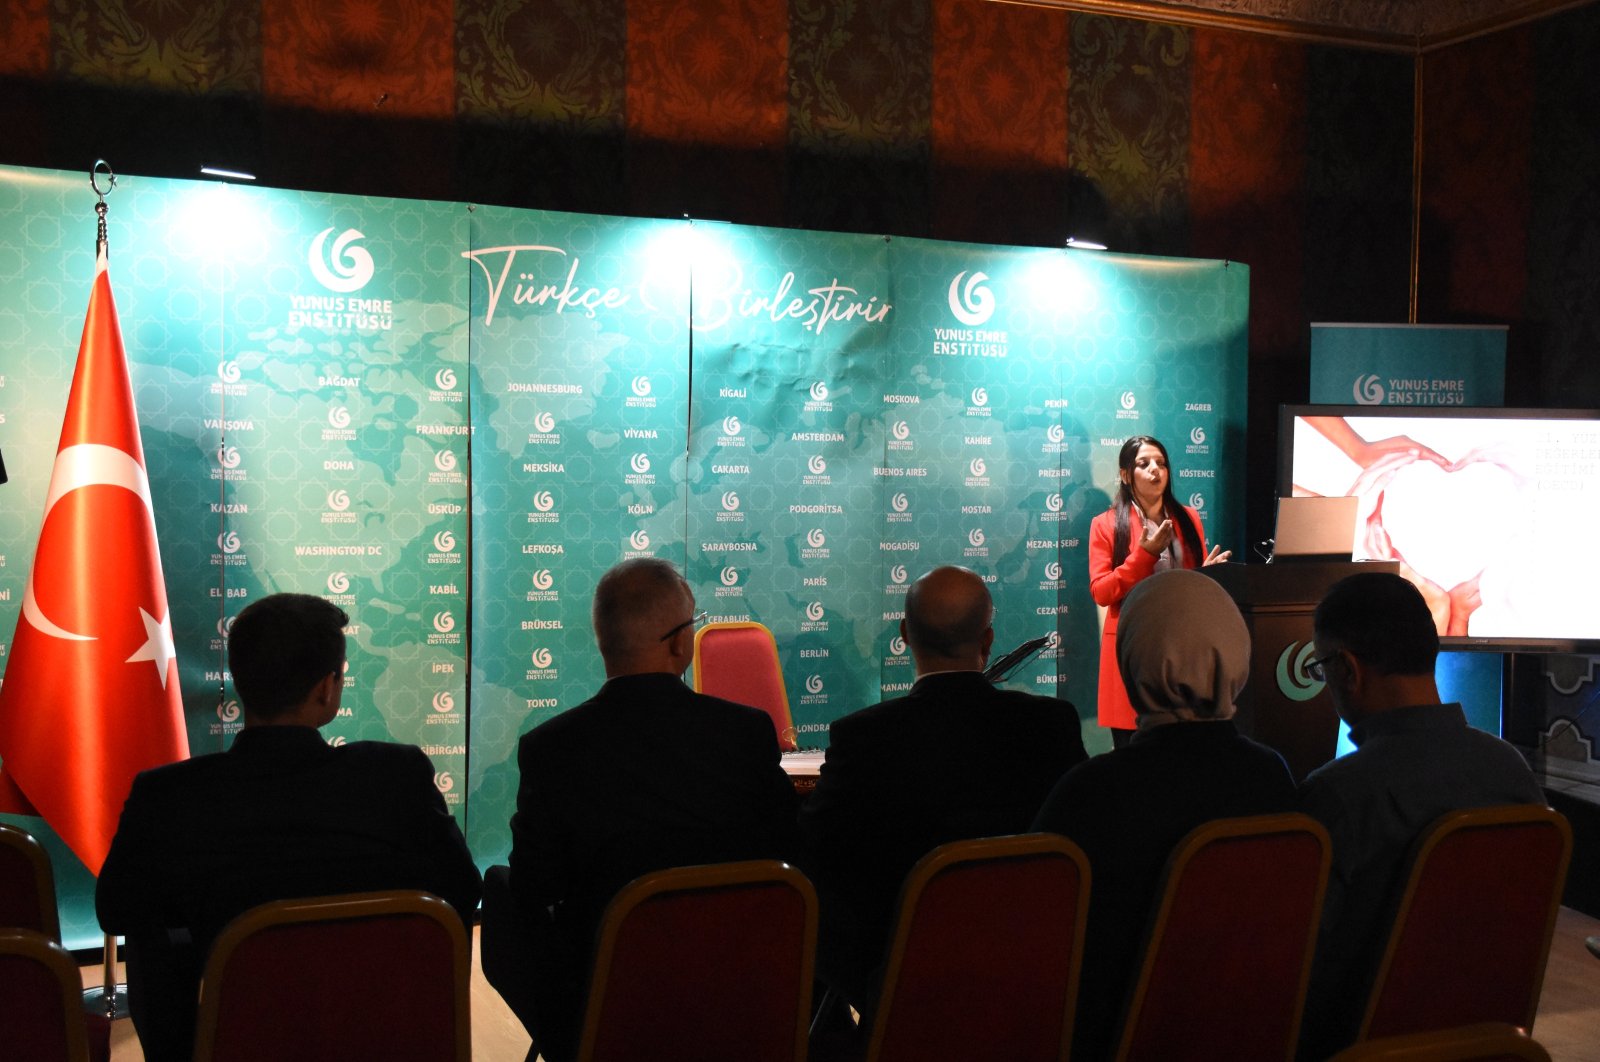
[1297, 572, 1544, 1058]
[480, 557, 800, 1062]
[798, 565, 1088, 1015]
[96, 593, 482, 1062]
[1032, 569, 1295, 1061]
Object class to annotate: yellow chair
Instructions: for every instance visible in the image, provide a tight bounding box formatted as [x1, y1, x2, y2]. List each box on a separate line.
[693, 621, 798, 751]
[192, 890, 470, 1062]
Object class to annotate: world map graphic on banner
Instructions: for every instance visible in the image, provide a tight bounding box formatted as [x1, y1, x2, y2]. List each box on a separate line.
[0, 164, 1246, 937]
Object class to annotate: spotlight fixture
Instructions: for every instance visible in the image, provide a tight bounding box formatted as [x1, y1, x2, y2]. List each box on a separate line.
[1065, 237, 1107, 251]
[200, 166, 257, 181]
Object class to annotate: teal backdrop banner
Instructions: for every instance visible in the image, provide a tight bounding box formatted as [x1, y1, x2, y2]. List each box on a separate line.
[1309, 323, 1507, 406]
[0, 165, 1247, 942]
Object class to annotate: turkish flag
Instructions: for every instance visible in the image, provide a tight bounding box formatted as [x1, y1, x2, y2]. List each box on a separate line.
[0, 252, 189, 875]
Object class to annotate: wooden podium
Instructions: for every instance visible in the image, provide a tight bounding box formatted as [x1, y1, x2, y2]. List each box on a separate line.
[1201, 561, 1398, 782]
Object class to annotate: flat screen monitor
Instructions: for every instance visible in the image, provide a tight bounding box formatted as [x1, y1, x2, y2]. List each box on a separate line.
[1278, 404, 1600, 652]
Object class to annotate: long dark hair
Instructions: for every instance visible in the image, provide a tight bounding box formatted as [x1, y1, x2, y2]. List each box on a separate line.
[1110, 435, 1203, 568]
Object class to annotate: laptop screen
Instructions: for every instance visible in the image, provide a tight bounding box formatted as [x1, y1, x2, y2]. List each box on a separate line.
[1272, 495, 1358, 562]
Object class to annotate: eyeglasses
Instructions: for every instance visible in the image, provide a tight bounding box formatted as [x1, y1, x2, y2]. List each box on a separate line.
[659, 609, 708, 643]
[1305, 651, 1340, 683]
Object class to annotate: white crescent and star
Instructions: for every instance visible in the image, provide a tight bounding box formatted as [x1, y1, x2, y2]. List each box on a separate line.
[21, 442, 175, 688]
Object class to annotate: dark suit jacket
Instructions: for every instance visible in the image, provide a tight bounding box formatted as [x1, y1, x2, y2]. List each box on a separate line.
[96, 725, 481, 1062]
[797, 670, 1087, 1000]
[507, 671, 801, 959]
[1032, 720, 1296, 1062]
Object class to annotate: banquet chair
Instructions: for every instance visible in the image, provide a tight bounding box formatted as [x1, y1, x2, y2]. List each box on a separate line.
[578, 860, 815, 1062]
[0, 821, 61, 940]
[1114, 813, 1331, 1062]
[864, 833, 1090, 1062]
[1358, 805, 1571, 1043]
[191, 890, 470, 1062]
[1330, 1022, 1551, 1061]
[0, 928, 103, 1062]
[693, 621, 798, 751]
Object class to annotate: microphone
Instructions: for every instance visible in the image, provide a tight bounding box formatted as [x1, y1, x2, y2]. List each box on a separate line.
[984, 634, 1053, 685]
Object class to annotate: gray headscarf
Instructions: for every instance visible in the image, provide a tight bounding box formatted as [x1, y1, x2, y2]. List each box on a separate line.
[1116, 569, 1249, 728]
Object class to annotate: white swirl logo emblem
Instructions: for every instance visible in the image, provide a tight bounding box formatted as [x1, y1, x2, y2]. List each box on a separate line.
[631, 375, 652, 397]
[810, 381, 829, 402]
[889, 636, 907, 656]
[216, 616, 235, 638]
[217, 360, 240, 383]
[1120, 390, 1136, 411]
[432, 691, 455, 714]
[435, 368, 457, 390]
[532, 569, 554, 590]
[434, 771, 454, 793]
[720, 566, 739, 587]
[807, 455, 827, 475]
[629, 530, 651, 551]
[721, 415, 741, 436]
[721, 491, 740, 512]
[218, 531, 241, 554]
[217, 444, 241, 469]
[970, 387, 989, 407]
[969, 457, 987, 477]
[1046, 632, 1061, 649]
[1047, 424, 1065, 444]
[533, 411, 556, 432]
[1045, 561, 1062, 580]
[1354, 374, 1385, 405]
[308, 227, 375, 293]
[891, 492, 909, 512]
[433, 530, 456, 552]
[805, 675, 825, 694]
[806, 528, 826, 548]
[435, 450, 458, 472]
[327, 489, 351, 512]
[218, 700, 241, 722]
[432, 611, 455, 634]
[892, 420, 911, 441]
[889, 564, 908, 585]
[948, 270, 995, 326]
[805, 602, 825, 622]
[1045, 493, 1063, 513]
[532, 490, 555, 512]
[968, 528, 986, 547]
[326, 571, 350, 594]
[630, 453, 651, 474]
[1189, 493, 1206, 510]
[1276, 642, 1325, 702]
[1190, 426, 1207, 445]
[330, 736, 348, 747]
[531, 648, 553, 668]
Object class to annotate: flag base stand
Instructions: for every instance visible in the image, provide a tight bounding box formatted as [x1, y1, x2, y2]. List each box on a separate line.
[84, 933, 131, 1020]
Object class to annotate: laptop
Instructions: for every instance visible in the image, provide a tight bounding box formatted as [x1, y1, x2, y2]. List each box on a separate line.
[1271, 495, 1358, 563]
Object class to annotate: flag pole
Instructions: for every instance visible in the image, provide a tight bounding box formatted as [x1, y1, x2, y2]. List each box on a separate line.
[80, 159, 131, 1022]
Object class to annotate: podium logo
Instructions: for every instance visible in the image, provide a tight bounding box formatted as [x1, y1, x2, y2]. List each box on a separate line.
[434, 368, 457, 391]
[948, 271, 995, 327]
[327, 489, 351, 512]
[1276, 642, 1325, 702]
[432, 691, 456, 714]
[326, 571, 351, 594]
[1353, 373, 1385, 404]
[433, 530, 456, 553]
[309, 228, 375, 293]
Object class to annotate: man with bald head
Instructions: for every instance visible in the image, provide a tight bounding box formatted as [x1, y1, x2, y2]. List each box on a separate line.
[482, 558, 799, 1062]
[799, 565, 1087, 1013]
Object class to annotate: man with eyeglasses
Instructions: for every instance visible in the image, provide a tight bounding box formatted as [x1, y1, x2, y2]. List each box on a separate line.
[1296, 571, 1543, 1059]
[481, 557, 799, 1062]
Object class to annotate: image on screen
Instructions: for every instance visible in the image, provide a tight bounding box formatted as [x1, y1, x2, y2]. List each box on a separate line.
[1279, 406, 1600, 648]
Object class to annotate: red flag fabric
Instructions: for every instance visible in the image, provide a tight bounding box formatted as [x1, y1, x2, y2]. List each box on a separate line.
[0, 253, 189, 875]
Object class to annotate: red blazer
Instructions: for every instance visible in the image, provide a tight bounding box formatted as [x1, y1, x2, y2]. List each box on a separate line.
[1087, 504, 1207, 729]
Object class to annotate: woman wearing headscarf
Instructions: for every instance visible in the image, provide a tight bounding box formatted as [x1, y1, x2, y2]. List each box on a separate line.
[1032, 569, 1294, 1061]
[1089, 436, 1231, 749]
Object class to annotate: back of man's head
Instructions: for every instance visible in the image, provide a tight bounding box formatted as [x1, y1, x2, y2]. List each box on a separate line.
[228, 593, 349, 721]
[592, 558, 693, 668]
[903, 566, 994, 669]
[1314, 571, 1439, 675]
